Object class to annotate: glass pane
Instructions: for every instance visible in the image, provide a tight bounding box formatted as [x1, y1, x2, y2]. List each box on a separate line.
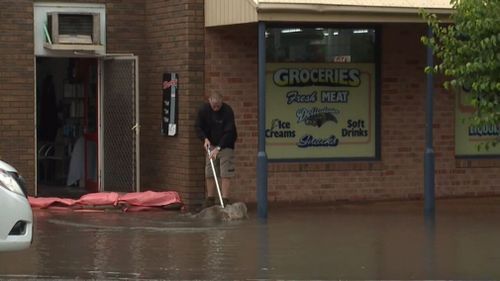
[86, 140, 97, 181]
[266, 27, 376, 63]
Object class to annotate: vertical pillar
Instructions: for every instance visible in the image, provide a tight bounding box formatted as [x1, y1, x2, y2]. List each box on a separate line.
[257, 21, 268, 219]
[424, 26, 435, 215]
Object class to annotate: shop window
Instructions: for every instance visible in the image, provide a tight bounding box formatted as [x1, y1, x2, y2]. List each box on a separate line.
[265, 27, 379, 161]
[455, 89, 500, 157]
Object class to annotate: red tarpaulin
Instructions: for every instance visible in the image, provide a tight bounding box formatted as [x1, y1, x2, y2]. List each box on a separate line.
[29, 191, 182, 211]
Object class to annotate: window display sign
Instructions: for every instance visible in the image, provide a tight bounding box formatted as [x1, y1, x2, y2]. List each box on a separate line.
[455, 90, 500, 156]
[266, 63, 376, 160]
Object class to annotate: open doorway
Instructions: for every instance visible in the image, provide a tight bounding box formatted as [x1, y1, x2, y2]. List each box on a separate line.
[36, 57, 98, 198]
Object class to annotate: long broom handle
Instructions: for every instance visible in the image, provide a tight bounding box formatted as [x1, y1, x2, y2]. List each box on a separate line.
[207, 147, 225, 208]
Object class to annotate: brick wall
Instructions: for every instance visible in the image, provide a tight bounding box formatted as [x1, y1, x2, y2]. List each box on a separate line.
[205, 23, 500, 203]
[142, 0, 206, 204]
[382, 24, 500, 199]
[205, 24, 259, 202]
[0, 0, 148, 195]
[106, 0, 146, 57]
[0, 1, 35, 192]
[2, 0, 498, 202]
[0, 0, 206, 202]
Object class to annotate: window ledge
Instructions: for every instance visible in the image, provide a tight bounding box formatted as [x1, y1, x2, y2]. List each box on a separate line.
[44, 43, 104, 53]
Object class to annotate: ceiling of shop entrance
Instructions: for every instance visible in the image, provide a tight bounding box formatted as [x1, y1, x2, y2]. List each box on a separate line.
[205, 0, 453, 27]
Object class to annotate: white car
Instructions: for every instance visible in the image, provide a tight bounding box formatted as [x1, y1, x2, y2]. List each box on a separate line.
[0, 160, 33, 251]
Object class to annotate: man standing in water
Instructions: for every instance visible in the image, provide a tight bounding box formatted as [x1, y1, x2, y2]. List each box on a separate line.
[195, 92, 237, 208]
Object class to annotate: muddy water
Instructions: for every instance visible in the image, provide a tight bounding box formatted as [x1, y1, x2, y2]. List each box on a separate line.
[1, 198, 500, 280]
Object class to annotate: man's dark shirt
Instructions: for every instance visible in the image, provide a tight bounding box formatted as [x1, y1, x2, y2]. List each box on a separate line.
[195, 102, 237, 149]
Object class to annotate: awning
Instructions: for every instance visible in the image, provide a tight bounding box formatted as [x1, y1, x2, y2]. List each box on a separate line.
[205, 0, 454, 27]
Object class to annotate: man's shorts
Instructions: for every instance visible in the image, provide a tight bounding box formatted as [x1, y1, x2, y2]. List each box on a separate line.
[205, 148, 235, 178]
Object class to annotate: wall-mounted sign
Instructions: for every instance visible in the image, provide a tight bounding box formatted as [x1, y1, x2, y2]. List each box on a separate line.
[266, 63, 376, 160]
[455, 90, 500, 156]
[161, 72, 178, 136]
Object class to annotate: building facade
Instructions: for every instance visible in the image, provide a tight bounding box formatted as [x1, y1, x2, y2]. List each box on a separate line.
[1, 0, 498, 206]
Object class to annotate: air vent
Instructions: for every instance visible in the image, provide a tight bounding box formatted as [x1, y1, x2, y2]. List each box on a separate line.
[47, 12, 100, 44]
[44, 12, 103, 52]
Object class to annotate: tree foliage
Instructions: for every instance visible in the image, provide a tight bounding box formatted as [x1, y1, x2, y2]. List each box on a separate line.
[421, 0, 500, 149]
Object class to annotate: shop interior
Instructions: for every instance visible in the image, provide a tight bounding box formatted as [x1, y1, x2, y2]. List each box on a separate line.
[36, 57, 98, 197]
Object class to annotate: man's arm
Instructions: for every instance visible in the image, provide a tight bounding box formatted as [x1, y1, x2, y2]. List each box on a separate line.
[218, 105, 236, 149]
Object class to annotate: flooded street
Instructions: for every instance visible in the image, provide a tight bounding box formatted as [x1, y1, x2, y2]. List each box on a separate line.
[1, 197, 500, 280]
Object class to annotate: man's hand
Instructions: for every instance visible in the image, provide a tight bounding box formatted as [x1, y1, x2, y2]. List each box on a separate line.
[209, 148, 219, 160]
[204, 138, 211, 150]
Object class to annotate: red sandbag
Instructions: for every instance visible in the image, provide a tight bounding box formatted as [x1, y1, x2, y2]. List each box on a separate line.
[118, 191, 181, 207]
[28, 196, 76, 208]
[29, 191, 182, 211]
[76, 192, 119, 206]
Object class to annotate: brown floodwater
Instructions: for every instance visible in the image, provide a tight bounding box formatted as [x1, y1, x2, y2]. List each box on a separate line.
[1, 198, 500, 280]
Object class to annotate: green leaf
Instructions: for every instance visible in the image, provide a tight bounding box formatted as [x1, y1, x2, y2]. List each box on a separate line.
[420, 0, 500, 148]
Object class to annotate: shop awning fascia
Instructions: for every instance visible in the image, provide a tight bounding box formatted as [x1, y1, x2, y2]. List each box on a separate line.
[205, 0, 454, 27]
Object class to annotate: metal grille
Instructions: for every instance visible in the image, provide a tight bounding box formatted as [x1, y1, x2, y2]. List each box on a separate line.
[59, 14, 94, 35]
[102, 59, 137, 192]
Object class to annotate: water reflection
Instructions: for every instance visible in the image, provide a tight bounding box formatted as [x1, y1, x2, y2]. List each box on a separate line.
[203, 227, 228, 280]
[2, 199, 500, 279]
[424, 211, 436, 279]
[257, 219, 270, 280]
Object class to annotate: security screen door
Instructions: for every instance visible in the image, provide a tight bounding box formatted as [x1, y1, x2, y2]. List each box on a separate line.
[100, 56, 139, 192]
